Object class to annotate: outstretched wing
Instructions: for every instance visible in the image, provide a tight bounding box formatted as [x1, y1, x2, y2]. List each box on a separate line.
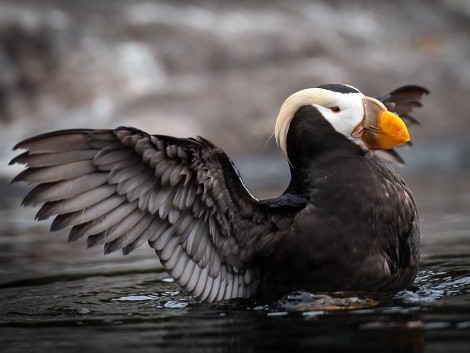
[11, 127, 282, 302]
[374, 85, 429, 164]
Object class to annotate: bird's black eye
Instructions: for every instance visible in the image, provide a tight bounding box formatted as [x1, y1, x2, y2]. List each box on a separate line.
[331, 106, 341, 113]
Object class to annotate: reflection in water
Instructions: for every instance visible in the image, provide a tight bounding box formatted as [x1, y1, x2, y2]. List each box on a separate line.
[152, 305, 425, 353]
[0, 169, 469, 353]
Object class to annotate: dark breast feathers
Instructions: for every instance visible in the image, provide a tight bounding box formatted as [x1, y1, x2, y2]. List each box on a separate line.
[255, 156, 419, 298]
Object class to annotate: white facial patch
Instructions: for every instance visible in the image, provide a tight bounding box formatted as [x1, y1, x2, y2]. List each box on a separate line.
[275, 87, 369, 159]
[310, 91, 366, 147]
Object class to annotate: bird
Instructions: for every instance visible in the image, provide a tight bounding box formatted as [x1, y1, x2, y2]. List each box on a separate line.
[10, 83, 429, 303]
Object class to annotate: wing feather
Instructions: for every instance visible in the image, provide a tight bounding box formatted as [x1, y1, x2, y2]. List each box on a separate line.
[152, 225, 176, 252]
[104, 212, 156, 254]
[170, 253, 191, 279]
[94, 148, 134, 166]
[231, 272, 240, 298]
[36, 184, 116, 220]
[179, 259, 197, 286]
[128, 175, 157, 202]
[88, 207, 147, 247]
[159, 234, 180, 262]
[13, 160, 96, 184]
[116, 168, 153, 196]
[216, 275, 228, 301]
[122, 215, 164, 254]
[185, 264, 202, 294]
[164, 245, 185, 271]
[10, 150, 98, 167]
[193, 267, 209, 298]
[199, 275, 214, 302]
[50, 195, 128, 231]
[13, 131, 91, 153]
[23, 174, 109, 206]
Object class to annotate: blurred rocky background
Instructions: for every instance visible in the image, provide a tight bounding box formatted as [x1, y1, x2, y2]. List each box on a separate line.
[0, 0, 469, 302]
[1, 0, 469, 189]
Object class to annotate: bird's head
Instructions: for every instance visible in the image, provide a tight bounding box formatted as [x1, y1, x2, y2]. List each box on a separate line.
[274, 84, 410, 162]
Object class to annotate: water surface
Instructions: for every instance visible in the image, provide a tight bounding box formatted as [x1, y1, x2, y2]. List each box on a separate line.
[0, 169, 469, 353]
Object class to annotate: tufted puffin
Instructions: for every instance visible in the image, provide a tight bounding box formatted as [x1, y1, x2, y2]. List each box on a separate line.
[10, 84, 428, 302]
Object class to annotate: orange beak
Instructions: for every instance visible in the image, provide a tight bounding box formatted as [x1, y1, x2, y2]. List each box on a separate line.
[351, 97, 410, 150]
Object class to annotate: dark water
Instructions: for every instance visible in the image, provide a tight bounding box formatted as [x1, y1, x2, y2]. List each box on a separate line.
[0, 169, 469, 353]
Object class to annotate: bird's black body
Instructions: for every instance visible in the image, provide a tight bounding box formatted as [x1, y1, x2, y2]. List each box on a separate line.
[255, 104, 419, 298]
[10, 84, 427, 302]
[258, 154, 418, 298]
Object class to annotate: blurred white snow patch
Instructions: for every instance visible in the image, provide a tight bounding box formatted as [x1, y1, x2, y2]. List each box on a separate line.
[217, 10, 286, 37]
[91, 97, 115, 120]
[118, 111, 204, 138]
[443, 0, 470, 17]
[116, 42, 167, 95]
[0, 3, 69, 31]
[297, 58, 349, 82]
[125, 2, 286, 38]
[124, 2, 215, 31]
[300, 2, 392, 55]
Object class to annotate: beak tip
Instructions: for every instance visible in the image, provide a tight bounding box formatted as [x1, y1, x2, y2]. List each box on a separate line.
[400, 129, 411, 143]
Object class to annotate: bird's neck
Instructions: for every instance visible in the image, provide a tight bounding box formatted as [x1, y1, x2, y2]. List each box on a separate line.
[284, 106, 365, 195]
[285, 148, 363, 195]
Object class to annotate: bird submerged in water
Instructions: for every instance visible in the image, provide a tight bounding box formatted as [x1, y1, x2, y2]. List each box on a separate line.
[11, 84, 428, 303]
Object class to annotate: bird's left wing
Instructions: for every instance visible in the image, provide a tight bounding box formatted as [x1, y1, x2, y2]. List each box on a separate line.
[374, 85, 429, 164]
[377, 85, 429, 126]
[11, 127, 283, 302]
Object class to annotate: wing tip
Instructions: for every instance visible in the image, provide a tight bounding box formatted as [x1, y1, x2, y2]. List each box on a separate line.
[11, 170, 28, 184]
[394, 84, 430, 96]
[104, 241, 121, 255]
[9, 152, 27, 166]
[104, 243, 112, 255]
[122, 244, 134, 255]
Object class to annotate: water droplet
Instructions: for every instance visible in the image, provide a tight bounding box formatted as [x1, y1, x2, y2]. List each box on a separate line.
[267, 311, 288, 317]
[302, 310, 325, 317]
[161, 277, 175, 283]
[111, 294, 159, 301]
[405, 321, 424, 329]
[78, 307, 91, 315]
[164, 301, 188, 309]
[456, 321, 470, 329]
[163, 291, 180, 297]
[253, 305, 267, 311]
[424, 322, 451, 330]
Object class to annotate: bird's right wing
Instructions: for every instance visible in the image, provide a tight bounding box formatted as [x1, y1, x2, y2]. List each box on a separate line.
[11, 127, 286, 302]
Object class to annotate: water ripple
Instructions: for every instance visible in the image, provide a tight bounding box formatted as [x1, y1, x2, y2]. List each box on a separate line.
[111, 294, 160, 302]
[395, 269, 470, 303]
